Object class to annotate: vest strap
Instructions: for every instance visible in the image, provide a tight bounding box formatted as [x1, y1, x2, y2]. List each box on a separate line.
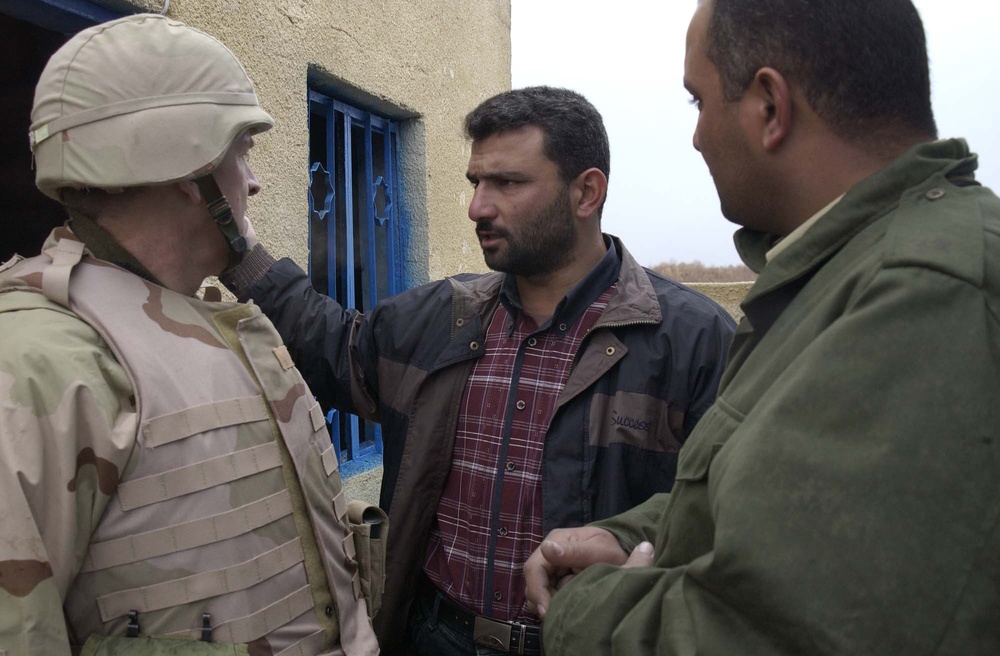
[332, 490, 348, 522]
[165, 585, 314, 644]
[308, 402, 326, 432]
[41, 239, 85, 308]
[320, 444, 338, 476]
[82, 489, 293, 572]
[97, 537, 304, 621]
[273, 345, 295, 371]
[342, 533, 356, 562]
[117, 441, 282, 511]
[276, 628, 327, 656]
[141, 395, 270, 448]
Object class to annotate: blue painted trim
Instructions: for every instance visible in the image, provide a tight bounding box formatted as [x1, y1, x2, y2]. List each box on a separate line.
[0, 0, 120, 32]
[325, 102, 338, 298]
[338, 449, 383, 479]
[364, 115, 377, 312]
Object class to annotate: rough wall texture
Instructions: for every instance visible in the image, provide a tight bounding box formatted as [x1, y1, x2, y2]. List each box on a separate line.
[97, 0, 511, 281]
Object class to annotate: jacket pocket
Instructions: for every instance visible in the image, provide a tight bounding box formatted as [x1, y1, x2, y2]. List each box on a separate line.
[673, 398, 744, 482]
[346, 500, 390, 618]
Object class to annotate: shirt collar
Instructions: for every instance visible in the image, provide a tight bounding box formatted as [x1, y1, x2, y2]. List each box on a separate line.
[765, 194, 845, 263]
[499, 234, 621, 334]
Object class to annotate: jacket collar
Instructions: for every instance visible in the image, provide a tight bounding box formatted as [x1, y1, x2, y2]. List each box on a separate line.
[449, 234, 661, 331]
[735, 138, 978, 314]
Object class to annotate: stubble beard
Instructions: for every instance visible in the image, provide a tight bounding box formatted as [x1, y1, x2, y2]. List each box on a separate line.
[479, 187, 577, 278]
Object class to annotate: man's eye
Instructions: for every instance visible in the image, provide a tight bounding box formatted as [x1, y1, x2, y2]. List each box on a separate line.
[688, 97, 702, 111]
[500, 179, 518, 187]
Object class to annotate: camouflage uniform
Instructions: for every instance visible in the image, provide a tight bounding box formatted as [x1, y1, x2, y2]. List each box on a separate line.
[0, 14, 382, 656]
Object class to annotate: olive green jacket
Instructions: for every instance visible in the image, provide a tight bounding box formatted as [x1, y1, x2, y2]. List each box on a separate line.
[543, 139, 1000, 655]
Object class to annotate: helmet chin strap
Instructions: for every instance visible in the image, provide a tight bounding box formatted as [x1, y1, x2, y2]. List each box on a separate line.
[194, 174, 247, 270]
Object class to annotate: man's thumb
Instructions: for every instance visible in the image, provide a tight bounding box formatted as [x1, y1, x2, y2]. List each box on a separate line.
[623, 541, 654, 569]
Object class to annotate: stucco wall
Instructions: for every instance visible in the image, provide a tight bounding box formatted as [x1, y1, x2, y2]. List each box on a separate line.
[98, 0, 511, 281]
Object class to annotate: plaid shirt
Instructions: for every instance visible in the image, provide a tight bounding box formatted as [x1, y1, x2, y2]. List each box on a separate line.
[424, 244, 619, 622]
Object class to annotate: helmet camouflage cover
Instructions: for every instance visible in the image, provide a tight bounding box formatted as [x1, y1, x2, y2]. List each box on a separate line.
[30, 13, 274, 201]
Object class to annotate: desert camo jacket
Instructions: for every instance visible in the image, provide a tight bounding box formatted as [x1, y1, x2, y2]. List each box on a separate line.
[0, 225, 379, 656]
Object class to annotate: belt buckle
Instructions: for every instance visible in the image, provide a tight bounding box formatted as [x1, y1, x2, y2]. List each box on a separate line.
[473, 616, 513, 652]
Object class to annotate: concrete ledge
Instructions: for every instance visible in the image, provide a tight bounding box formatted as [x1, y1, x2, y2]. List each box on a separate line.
[687, 282, 753, 321]
[344, 466, 382, 507]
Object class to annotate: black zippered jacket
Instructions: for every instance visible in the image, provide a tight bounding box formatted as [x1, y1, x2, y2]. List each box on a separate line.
[223, 235, 736, 651]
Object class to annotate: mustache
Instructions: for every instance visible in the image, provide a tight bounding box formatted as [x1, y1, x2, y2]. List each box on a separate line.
[475, 222, 510, 238]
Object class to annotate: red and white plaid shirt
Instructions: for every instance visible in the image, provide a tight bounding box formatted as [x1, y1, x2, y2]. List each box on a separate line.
[424, 250, 618, 622]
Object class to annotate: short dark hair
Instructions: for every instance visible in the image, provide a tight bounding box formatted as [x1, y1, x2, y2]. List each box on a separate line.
[464, 86, 611, 186]
[705, 0, 937, 143]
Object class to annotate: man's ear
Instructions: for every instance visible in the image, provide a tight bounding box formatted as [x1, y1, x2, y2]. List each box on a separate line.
[745, 66, 792, 152]
[177, 179, 203, 205]
[572, 168, 608, 219]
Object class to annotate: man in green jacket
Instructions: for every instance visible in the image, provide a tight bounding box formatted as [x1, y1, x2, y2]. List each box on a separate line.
[525, 0, 1000, 654]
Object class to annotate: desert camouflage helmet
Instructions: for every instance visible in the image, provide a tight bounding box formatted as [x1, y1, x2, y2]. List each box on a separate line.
[29, 13, 274, 201]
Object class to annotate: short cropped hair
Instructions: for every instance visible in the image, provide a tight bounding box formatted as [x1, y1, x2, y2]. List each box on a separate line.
[705, 0, 937, 142]
[465, 86, 611, 190]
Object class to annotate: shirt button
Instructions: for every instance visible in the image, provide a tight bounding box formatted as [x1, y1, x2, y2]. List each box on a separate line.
[527, 337, 537, 347]
[606, 346, 616, 356]
[456, 317, 465, 327]
[499, 526, 508, 536]
[559, 323, 567, 331]
[494, 590, 503, 601]
[505, 460, 516, 471]
[470, 341, 480, 351]
[325, 605, 334, 617]
[516, 400, 526, 410]
[926, 188, 946, 201]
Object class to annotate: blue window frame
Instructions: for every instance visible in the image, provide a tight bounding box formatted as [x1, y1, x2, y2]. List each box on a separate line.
[0, 0, 120, 33]
[308, 90, 402, 475]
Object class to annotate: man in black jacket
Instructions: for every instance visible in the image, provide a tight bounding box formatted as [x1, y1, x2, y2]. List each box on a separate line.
[222, 86, 735, 655]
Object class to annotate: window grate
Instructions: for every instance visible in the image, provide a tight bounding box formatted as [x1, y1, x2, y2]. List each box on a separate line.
[308, 90, 402, 472]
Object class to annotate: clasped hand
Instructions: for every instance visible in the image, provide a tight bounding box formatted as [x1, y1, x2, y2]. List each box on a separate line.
[524, 526, 654, 618]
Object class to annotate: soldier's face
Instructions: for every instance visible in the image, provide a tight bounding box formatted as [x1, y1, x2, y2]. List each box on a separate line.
[466, 126, 578, 277]
[214, 133, 261, 237]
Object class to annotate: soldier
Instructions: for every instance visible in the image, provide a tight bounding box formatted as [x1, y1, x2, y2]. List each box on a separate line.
[0, 14, 382, 655]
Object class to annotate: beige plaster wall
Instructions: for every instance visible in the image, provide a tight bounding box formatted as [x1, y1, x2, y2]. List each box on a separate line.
[99, 0, 511, 282]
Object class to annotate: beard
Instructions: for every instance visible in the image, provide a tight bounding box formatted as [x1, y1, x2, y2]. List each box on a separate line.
[477, 186, 577, 277]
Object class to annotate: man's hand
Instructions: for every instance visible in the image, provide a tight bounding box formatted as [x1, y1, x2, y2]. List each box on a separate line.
[239, 213, 259, 250]
[525, 527, 654, 618]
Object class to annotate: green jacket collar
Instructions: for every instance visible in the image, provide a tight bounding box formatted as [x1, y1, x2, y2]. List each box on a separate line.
[735, 138, 978, 311]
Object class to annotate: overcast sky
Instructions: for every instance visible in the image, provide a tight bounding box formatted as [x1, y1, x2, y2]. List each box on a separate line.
[511, 1, 1000, 266]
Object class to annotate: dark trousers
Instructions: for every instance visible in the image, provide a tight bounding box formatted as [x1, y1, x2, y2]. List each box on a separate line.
[406, 581, 512, 656]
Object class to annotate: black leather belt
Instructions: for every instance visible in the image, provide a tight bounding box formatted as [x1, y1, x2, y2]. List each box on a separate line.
[418, 579, 543, 655]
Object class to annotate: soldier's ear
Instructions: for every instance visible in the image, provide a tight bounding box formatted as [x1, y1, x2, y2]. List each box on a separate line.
[177, 180, 203, 205]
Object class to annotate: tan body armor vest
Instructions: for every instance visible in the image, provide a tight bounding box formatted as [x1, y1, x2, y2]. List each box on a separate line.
[1, 234, 379, 656]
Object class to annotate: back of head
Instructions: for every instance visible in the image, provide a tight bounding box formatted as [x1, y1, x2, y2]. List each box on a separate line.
[30, 13, 273, 203]
[465, 86, 611, 185]
[705, 0, 937, 145]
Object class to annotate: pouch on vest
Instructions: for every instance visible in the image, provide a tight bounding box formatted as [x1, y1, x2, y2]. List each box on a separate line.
[347, 500, 389, 618]
[79, 635, 249, 655]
